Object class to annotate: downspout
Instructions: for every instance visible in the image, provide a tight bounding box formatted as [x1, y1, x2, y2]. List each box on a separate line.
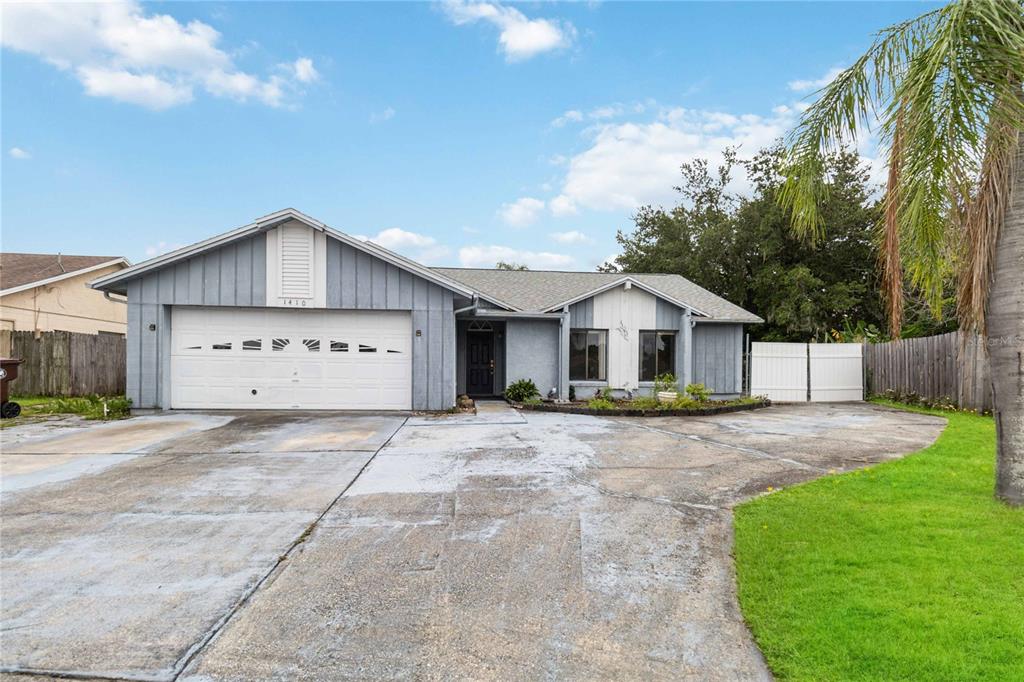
[558, 306, 570, 401]
[681, 308, 694, 389]
[454, 293, 479, 315]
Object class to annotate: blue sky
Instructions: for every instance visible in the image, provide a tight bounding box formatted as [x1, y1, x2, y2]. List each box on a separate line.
[2, 1, 936, 270]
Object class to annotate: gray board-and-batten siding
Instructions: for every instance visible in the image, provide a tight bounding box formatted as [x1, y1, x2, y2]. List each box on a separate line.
[569, 297, 743, 397]
[123, 232, 457, 410]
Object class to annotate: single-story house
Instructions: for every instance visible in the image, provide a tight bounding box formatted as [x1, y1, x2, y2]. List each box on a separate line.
[1, 252, 130, 335]
[90, 209, 762, 412]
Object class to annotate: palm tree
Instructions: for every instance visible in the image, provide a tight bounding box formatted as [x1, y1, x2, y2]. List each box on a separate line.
[779, 0, 1023, 505]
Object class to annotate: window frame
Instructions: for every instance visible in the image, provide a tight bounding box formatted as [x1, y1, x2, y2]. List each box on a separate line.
[569, 328, 608, 382]
[638, 330, 677, 383]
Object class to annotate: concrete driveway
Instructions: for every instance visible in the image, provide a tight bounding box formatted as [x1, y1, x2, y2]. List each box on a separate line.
[0, 402, 945, 680]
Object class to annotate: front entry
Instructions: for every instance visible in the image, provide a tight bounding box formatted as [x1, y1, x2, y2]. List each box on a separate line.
[466, 331, 494, 396]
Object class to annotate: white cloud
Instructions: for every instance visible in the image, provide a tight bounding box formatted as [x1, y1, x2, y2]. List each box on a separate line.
[80, 66, 194, 108]
[370, 106, 396, 124]
[589, 105, 622, 120]
[442, 0, 575, 62]
[0, 1, 317, 109]
[549, 230, 590, 244]
[499, 197, 545, 227]
[8, 147, 31, 160]
[550, 106, 799, 213]
[145, 241, 184, 257]
[550, 110, 583, 127]
[788, 67, 844, 93]
[202, 69, 286, 106]
[291, 57, 318, 83]
[549, 194, 577, 216]
[549, 101, 651, 128]
[459, 245, 574, 269]
[361, 228, 451, 264]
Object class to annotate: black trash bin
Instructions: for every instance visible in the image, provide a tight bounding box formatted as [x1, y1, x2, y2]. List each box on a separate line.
[1, 358, 23, 418]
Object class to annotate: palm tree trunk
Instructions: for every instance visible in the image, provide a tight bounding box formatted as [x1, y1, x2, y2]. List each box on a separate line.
[991, 132, 1024, 506]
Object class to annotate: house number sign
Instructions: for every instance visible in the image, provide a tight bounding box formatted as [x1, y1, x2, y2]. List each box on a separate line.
[280, 299, 309, 307]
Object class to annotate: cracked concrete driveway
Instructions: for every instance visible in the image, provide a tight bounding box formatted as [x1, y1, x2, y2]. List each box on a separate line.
[0, 402, 945, 680]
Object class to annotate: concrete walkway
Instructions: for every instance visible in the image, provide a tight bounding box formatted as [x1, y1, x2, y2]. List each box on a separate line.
[0, 403, 946, 680]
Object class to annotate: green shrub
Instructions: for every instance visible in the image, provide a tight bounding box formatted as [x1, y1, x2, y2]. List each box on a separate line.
[653, 373, 678, 394]
[877, 389, 963, 413]
[44, 395, 131, 420]
[587, 397, 615, 410]
[522, 396, 542, 406]
[631, 396, 661, 410]
[569, 385, 576, 401]
[685, 383, 711, 403]
[505, 378, 540, 402]
[670, 396, 700, 409]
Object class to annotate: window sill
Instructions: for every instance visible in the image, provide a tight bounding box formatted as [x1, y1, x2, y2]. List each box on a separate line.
[570, 380, 608, 386]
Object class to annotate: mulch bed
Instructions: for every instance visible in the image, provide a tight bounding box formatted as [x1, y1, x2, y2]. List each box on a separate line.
[507, 397, 771, 417]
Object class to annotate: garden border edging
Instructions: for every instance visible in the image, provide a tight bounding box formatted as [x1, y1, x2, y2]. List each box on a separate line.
[507, 398, 771, 417]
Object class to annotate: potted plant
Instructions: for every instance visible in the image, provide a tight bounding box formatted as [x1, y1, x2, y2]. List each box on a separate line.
[654, 373, 678, 404]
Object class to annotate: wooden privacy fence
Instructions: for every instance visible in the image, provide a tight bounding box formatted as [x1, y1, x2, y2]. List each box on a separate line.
[863, 331, 992, 412]
[2, 330, 126, 396]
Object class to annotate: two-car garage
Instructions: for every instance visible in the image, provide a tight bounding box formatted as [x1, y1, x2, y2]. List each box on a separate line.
[93, 209, 463, 412]
[170, 307, 412, 410]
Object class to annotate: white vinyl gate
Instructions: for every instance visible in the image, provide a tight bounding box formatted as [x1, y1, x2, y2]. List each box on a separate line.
[750, 342, 863, 402]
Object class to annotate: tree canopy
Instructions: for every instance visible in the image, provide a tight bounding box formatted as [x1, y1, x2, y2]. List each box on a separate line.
[495, 261, 529, 270]
[606, 144, 899, 341]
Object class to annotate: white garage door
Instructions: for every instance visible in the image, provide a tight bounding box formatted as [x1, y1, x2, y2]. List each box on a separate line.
[170, 307, 412, 410]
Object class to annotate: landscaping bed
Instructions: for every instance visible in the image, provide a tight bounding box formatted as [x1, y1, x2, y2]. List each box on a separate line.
[733, 400, 1024, 681]
[508, 396, 769, 416]
[503, 376, 769, 416]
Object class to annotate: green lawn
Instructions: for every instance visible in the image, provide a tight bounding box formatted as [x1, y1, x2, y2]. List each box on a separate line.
[734, 401, 1024, 681]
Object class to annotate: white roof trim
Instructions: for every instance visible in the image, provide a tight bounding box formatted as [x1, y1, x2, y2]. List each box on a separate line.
[542, 276, 710, 318]
[89, 208, 481, 300]
[470, 309, 562, 319]
[319, 225, 484, 301]
[2, 258, 130, 297]
[90, 220, 264, 289]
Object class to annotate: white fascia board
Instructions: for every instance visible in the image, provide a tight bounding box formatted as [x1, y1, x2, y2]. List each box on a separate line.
[694, 316, 764, 324]
[255, 207, 328, 231]
[542, 276, 710, 318]
[320, 226, 483, 302]
[90, 209, 323, 291]
[470, 310, 562, 319]
[90, 221, 263, 290]
[2, 258, 130, 297]
[88, 207, 489, 303]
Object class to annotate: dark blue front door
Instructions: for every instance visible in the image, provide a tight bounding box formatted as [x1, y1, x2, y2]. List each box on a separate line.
[466, 332, 494, 396]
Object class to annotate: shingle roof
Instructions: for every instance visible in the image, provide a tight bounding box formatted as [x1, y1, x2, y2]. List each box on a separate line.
[1, 253, 126, 292]
[432, 268, 763, 323]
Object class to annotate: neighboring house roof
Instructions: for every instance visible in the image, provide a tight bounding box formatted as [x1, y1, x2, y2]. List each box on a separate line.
[0, 253, 129, 296]
[433, 268, 763, 323]
[89, 208, 482, 301]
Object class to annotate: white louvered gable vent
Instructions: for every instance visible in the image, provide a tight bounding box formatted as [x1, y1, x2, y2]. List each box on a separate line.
[279, 223, 314, 298]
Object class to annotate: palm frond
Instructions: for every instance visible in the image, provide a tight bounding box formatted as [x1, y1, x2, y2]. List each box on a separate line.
[781, 0, 1024, 335]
